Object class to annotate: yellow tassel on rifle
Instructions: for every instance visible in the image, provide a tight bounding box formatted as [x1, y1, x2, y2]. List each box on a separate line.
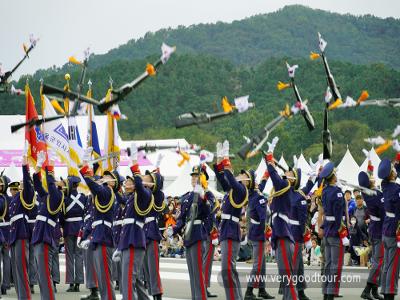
[68, 56, 82, 65]
[375, 140, 392, 155]
[328, 98, 343, 110]
[177, 151, 190, 167]
[51, 100, 65, 114]
[23, 44, 28, 55]
[221, 96, 234, 113]
[357, 90, 369, 105]
[280, 104, 291, 118]
[277, 81, 290, 91]
[146, 64, 156, 76]
[310, 52, 320, 60]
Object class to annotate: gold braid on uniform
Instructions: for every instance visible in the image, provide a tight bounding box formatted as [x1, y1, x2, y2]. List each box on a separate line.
[0, 195, 7, 219]
[47, 192, 65, 215]
[95, 187, 115, 213]
[295, 189, 307, 199]
[153, 198, 166, 213]
[229, 187, 248, 209]
[269, 181, 291, 200]
[134, 192, 154, 216]
[211, 201, 220, 213]
[20, 189, 36, 210]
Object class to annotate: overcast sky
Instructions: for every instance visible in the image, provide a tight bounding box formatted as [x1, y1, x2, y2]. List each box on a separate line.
[1, 0, 399, 79]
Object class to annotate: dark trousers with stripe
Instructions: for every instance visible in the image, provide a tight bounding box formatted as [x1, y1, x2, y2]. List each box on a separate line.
[381, 236, 400, 295]
[93, 245, 115, 300]
[221, 239, 242, 300]
[49, 240, 60, 284]
[293, 241, 306, 292]
[84, 247, 98, 289]
[143, 240, 163, 296]
[275, 238, 297, 300]
[121, 246, 147, 300]
[112, 259, 121, 283]
[34, 243, 55, 300]
[368, 238, 384, 286]
[65, 235, 84, 284]
[186, 240, 207, 300]
[322, 237, 344, 296]
[11, 240, 31, 300]
[247, 240, 266, 289]
[28, 240, 37, 285]
[0, 244, 12, 289]
[202, 239, 215, 289]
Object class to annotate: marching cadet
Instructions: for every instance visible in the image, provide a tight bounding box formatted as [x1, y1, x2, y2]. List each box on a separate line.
[319, 162, 346, 300]
[61, 176, 86, 292]
[202, 168, 218, 299]
[114, 143, 153, 300]
[377, 157, 400, 300]
[143, 154, 165, 300]
[80, 158, 120, 300]
[78, 182, 100, 300]
[168, 164, 211, 300]
[265, 148, 298, 300]
[0, 173, 11, 296]
[289, 169, 315, 300]
[31, 152, 64, 300]
[244, 169, 274, 300]
[111, 179, 126, 291]
[214, 140, 247, 300]
[9, 156, 35, 300]
[0, 173, 10, 298]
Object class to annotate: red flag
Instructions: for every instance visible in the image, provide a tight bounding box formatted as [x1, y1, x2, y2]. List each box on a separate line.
[25, 84, 47, 167]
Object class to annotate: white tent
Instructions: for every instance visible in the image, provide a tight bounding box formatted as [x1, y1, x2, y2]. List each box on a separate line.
[337, 148, 360, 186]
[163, 162, 193, 197]
[296, 153, 312, 187]
[359, 147, 381, 185]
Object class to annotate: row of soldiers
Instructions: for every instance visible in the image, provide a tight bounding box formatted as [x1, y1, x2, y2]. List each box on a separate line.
[0, 139, 399, 300]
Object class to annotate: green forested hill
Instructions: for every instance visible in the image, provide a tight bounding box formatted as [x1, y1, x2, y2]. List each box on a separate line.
[1, 5, 400, 170]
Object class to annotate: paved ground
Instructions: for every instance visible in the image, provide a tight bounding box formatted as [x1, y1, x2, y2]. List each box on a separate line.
[2, 255, 379, 299]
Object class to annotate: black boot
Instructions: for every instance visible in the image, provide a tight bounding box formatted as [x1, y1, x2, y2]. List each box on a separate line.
[53, 282, 57, 293]
[258, 288, 275, 299]
[371, 286, 383, 300]
[298, 290, 311, 300]
[244, 287, 261, 300]
[361, 283, 374, 300]
[0, 287, 6, 295]
[80, 288, 100, 300]
[74, 283, 80, 292]
[115, 280, 119, 291]
[153, 294, 162, 300]
[386, 295, 394, 300]
[30, 285, 35, 294]
[207, 289, 217, 298]
[66, 283, 75, 292]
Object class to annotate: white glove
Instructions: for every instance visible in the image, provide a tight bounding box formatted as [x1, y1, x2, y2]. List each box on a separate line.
[167, 226, 174, 238]
[267, 137, 279, 153]
[393, 139, 400, 152]
[392, 125, 400, 138]
[76, 236, 82, 248]
[397, 241, 400, 248]
[212, 237, 219, 246]
[82, 147, 93, 163]
[341, 236, 350, 246]
[216, 142, 223, 159]
[286, 62, 298, 78]
[36, 151, 46, 168]
[129, 142, 138, 161]
[305, 239, 312, 250]
[362, 149, 371, 160]
[194, 184, 205, 199]
[80, 239, 90, 250]
[222, 140, 229, 157]
[112, 250, 122, 262]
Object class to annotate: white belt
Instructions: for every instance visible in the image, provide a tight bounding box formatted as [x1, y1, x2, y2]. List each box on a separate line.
[36, 215, 56, 228]
[369, 215, 381, 222]
[386, 212, 395, 218]
[92, 220, 112, 229]
[145, 217, 155, 224]
[250, 218, 260, 225]
[84, 214, 91, 222]
[27, 219, 36, 224]
[272, 212, 290, 224]
[122, 218, 144, 229]
[193, 220, 202, 225]
[10, 214, 28, 224]
[113, 220, 123, 226]
[289, 219, 300, 226]
[325, 216, 335, 221]
[0, 221, 10, 227]
[65, 217, 83, 222]
[221, 213, 240, 223]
